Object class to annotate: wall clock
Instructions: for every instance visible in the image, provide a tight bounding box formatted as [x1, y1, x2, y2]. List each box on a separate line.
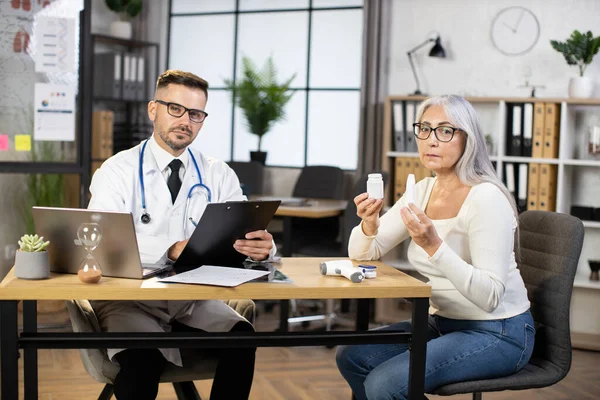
[491, 6, 540, 56]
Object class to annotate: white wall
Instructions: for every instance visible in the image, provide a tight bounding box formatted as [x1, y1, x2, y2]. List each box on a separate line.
[388, 0, 600, 98]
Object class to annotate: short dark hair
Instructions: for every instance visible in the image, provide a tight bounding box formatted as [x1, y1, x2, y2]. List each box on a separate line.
[155, 70, 209, 98]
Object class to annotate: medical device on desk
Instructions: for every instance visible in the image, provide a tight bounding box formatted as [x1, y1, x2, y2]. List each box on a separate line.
[320, 260, 364, 283]
[138, 139, 212, 232]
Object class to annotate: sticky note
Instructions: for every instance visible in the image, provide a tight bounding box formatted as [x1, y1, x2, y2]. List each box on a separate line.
[15, 135, 31, 151]
[0, 135, 8, 151]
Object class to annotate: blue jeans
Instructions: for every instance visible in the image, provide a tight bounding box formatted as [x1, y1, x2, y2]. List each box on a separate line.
[336, 310, 535, 400]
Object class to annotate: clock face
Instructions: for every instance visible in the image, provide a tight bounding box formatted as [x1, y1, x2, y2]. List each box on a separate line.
[491, 6, 540, 56]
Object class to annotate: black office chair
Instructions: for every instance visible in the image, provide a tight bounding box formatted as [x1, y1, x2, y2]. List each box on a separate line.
[433, 210, 584, 399]
[294, 171, 389, 257]
[288, 165, 345, 253]
[227, 161, 265, 196]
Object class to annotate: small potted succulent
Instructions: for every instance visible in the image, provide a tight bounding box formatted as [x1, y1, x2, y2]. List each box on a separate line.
[14, 234, 51, 280]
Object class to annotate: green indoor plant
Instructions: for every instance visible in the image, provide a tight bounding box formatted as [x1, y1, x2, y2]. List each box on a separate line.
[21, 141, 65, 235]
[225, 56, 296, 164]
[14, 234, 51, 280]
[550, 30, 600, 98]
[105, 0, 143, 39]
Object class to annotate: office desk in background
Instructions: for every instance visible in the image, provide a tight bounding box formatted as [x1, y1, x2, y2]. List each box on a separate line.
[252, 196, 348, 256]
[0, 258, 431, 400]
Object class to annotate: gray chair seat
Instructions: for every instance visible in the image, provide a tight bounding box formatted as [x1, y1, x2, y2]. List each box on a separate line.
[66, 298, 255, 399]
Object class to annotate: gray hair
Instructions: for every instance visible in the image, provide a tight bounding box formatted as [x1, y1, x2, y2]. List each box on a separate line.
[415, 94, 520, 257]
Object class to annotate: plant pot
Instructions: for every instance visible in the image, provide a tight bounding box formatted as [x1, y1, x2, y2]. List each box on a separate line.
[14, 250, 50, 280]
[250, 151, 267, 165]
[109, 20, 132, 40]
[568, 76, 594, 98]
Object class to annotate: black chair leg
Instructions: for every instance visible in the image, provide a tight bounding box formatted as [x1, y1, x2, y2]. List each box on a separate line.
[98, 384, 114, 400]
[473, 392, 483, 400]
[173, 381, 202, 400]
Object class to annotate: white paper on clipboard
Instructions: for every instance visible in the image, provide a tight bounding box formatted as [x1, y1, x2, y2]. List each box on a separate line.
[159, 265, 270, 287]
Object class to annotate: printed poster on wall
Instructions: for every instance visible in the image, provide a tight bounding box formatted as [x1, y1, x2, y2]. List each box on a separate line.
[34, 82, 75, 141]
[34, 16, 76, 73]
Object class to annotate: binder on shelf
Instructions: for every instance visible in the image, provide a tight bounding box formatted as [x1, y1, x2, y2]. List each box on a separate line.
[136, 56, 145, 100]
[392, 101, 405, 152]
[543, 103, 560, 159]
[405, 102, 417, 152]
[509, 104, 523, 156]
[517, 163, 528, 211]
[91, 111, 114, 161]
[532, 102, 545, 158]
[522, 103, 533, 157]
[527, 163, 540, 210]
[538, 163, 558, 211]
[504, 162, 516, 199]
[122, 54, 132, 100]
[93, 53, 122, 99]
[129, 54, 137, 101]
[101, 111, 114, 159]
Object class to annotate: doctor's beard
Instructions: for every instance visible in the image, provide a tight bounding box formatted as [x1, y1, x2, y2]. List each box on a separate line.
[159, 125, 194, 151]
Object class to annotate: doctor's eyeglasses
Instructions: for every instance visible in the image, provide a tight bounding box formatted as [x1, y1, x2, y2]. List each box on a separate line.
[413, 123, 463, 142]
[154, 100, 208, 123]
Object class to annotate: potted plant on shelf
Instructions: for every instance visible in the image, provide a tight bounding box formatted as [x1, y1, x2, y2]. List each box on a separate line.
[225, 56, 296, 165]
[14, 234, 50, 280]
[105, 0, 143, 40]
[550, 30, 600, 98]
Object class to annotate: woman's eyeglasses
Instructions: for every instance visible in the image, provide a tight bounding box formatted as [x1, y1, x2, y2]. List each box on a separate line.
[412, 123, 463, 142]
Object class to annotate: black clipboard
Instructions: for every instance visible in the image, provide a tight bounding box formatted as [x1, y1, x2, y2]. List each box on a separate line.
[173, 200, 281, 273]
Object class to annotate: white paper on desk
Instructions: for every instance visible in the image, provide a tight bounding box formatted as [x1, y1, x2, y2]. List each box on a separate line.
[158, 266, 270, 287]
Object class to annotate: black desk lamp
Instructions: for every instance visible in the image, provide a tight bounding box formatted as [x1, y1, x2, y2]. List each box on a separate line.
[407, 35, 446, 95]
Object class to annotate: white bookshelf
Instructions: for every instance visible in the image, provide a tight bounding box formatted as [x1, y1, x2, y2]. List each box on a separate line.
[382, 95, 600, 335]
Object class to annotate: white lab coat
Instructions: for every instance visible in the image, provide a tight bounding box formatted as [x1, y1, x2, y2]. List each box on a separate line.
[88, 136, 273, 366]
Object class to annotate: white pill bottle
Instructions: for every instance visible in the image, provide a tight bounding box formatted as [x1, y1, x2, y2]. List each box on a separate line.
[366, 173, 384, 199]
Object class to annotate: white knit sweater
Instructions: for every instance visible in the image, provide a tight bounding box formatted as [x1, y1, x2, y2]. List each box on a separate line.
[349, 177, 530, 320]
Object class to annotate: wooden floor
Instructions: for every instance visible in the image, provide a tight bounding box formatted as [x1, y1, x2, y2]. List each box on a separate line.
[12, 302, 600, 399]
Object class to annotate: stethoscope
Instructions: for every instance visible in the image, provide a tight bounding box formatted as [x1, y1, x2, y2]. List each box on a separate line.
[139, 139, 212, 231]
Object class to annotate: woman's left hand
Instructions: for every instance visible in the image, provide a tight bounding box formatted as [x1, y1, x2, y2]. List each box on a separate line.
[400, 203, 443, 257]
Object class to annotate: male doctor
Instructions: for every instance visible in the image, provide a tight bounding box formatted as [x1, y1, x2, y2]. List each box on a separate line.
[88, 70, 274, 400]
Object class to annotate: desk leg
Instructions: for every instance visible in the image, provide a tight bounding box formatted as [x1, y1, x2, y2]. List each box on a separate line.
[23, 300, 38, 400]
[278, 298, 289, 332]
[1, 300, 19, 400]
[279, 216, 293, 331]
[408, 298, 428, 400]
[355, 299, 371, 331]
[282, 216, 292, 257]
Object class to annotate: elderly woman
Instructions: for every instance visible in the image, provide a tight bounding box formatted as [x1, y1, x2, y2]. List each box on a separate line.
[336, 95, 534, 400]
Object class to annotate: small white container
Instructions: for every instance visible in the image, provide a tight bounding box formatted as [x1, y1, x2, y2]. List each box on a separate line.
[366, 173, 384, 199]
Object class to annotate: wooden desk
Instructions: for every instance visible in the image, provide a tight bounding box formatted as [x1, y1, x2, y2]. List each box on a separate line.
[0, 258, 431, 400]
[253, 196, 348, 256]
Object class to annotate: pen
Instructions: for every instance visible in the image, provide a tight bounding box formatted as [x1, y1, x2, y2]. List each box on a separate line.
[188, 217, 197, 227]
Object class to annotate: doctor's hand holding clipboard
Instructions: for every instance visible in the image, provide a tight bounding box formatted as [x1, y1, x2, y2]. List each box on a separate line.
[168, 230, 274, 262]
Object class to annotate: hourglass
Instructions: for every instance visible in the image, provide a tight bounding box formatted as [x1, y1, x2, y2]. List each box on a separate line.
[77, 223, 103, 283]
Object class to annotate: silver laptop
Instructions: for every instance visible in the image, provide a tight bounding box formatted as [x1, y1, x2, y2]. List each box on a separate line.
[32, 207, 172, 279]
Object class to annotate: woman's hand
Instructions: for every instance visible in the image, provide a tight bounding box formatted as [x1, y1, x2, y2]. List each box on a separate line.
[355, 193, 384, 236]
[400, 203, 442, 256]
